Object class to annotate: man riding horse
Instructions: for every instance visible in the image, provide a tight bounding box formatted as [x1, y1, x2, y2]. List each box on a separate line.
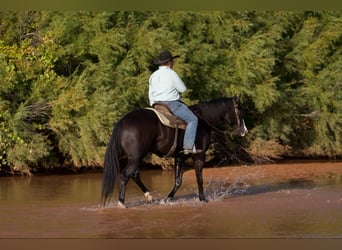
[149, 50, 202, 155]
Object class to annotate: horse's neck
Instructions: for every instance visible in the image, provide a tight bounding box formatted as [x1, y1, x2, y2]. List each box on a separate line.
[194, 104, 226, 127]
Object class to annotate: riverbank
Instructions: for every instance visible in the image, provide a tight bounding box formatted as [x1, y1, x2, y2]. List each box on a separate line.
[183, 161, 342, 187]
[1, 159, 341, 178]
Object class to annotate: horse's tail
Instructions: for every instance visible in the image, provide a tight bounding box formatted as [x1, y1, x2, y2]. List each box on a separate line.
[101, 121, 122, 206]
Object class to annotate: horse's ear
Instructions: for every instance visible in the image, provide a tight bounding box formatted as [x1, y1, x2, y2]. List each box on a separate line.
[233, 96, 240, 103]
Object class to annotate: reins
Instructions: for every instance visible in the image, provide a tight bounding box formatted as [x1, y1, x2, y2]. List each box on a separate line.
[193, 110, 227, 135]
[192, 98, 241, 136]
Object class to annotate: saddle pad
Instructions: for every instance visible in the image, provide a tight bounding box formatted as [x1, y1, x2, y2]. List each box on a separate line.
[145, 105, 187, 130]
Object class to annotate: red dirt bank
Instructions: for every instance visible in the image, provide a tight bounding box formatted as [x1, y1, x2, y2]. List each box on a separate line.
[183, 161, 342, 185]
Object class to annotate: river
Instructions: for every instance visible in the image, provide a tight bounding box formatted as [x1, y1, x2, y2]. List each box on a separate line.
[0, 162, 342, 238]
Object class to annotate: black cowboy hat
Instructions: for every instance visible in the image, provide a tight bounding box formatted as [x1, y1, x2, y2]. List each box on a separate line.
[153, 50, 180, 65]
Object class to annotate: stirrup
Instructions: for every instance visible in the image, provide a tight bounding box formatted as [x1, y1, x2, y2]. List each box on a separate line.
[182, 146, 203, 155]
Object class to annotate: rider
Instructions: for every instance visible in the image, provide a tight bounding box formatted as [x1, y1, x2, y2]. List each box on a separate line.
[148, 50, 202, 155]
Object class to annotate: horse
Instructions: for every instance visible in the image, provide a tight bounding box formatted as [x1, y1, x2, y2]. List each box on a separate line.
[101, 96, 248, 208]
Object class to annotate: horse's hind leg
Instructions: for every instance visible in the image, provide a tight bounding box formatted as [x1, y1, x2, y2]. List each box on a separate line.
[118, 158, 142, 207]
[118, 173, 129, 207]
[132, 171, 153, 203]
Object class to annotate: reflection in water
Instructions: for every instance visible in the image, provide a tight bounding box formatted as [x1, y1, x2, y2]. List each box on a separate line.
[0, 167, 342, 238]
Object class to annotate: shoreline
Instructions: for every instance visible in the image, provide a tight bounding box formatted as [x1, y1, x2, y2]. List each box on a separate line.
[183, 161, 342, 186]
[1, 159, 341, 177]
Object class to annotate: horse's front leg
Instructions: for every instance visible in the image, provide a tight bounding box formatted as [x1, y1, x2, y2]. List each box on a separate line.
[194, 156, 208, 202]
[166, 157, 184, 201]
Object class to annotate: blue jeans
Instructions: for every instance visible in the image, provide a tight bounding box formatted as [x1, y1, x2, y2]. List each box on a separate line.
[161, 100, 198, 149]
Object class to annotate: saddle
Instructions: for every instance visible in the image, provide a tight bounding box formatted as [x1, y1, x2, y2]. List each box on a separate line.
[145, 103, 188, 157]
[146, 103, 187, 130]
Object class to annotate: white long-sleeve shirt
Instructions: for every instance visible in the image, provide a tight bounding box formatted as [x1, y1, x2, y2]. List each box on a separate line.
[148, 66, 187, 106]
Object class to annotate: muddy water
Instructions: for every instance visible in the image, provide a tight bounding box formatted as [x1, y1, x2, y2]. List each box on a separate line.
[1, 162, 342, 238]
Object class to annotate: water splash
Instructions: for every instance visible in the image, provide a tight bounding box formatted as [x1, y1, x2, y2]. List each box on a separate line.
[204, 177, 251, 201]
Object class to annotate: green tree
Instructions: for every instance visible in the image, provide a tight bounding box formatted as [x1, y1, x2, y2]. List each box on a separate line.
[0, 28, 57, 174]
[0, 11, 341, 175]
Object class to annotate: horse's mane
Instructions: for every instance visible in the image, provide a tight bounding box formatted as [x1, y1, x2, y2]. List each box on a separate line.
[190, 97, 233, 124]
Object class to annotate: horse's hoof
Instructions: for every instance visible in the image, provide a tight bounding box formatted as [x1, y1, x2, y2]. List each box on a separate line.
[144, 192, 153, 203]
[164, 197, 173, 203]
[117, 201, 127, 208]
[200, 198, 209, 203]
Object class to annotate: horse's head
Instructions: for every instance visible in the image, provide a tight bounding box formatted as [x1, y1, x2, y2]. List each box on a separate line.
[225, 96, 248, 137]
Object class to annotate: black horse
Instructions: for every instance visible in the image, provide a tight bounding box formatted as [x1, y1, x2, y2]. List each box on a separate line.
[101, 96, 248, 207]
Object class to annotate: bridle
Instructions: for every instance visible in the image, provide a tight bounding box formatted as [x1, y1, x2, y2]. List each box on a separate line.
[232, 98, 241, 129]
[232, 98, 248, 137]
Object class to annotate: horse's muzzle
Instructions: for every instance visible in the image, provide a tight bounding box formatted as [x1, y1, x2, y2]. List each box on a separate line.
[234, 119, 248, 137]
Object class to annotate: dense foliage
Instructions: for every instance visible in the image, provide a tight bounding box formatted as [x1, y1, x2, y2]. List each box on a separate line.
[0, 11, 341, 175]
